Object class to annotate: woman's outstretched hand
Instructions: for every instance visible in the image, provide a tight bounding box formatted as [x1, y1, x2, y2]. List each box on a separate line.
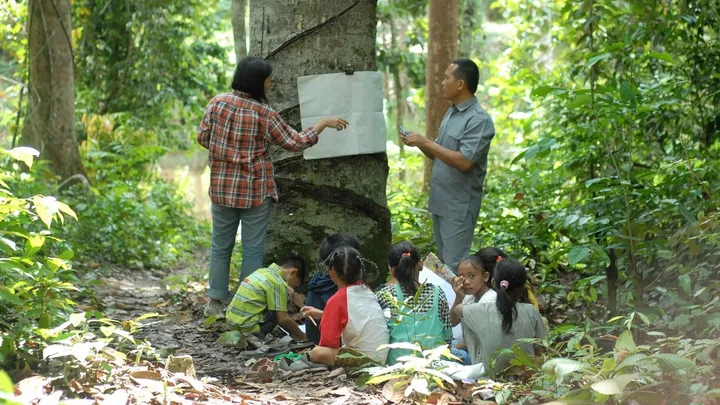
[322, 117, 349, 131]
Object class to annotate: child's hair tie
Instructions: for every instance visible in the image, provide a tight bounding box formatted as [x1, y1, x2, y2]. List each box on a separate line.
[499, 280, 510, 289]
[496, 256, 503, 263]
[401, 252, 411, 257]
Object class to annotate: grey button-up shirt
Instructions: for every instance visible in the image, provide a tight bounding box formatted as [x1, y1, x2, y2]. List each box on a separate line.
[427, 97, 496, 221]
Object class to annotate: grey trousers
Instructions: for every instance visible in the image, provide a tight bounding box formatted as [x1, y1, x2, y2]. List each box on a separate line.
[432, 210, 478, 271]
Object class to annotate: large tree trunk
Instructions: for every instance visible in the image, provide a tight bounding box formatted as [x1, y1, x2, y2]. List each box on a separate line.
[423, 0, 459, 191]
[248, 0, 392, 281]
[231, 0, 246, 63]
[23, 0, 87, 181]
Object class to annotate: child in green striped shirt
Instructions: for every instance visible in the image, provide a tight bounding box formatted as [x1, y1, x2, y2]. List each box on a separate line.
[225, 255, 307, 341]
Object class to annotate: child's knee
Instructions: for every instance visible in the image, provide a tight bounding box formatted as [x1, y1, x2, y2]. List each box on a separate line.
[310, 346, 337, 366]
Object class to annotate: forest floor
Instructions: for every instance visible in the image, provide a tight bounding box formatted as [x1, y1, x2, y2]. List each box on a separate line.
[80, 252, 388, 404]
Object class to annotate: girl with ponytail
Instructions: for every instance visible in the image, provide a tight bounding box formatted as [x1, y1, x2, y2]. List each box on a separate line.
[461, 258, 548, 376]
[376, 241, 453, 364]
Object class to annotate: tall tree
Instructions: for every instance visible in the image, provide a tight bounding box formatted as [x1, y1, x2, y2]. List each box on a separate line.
[23, 0, 87, 181]
[459, 0, 480, 57]
[231, 0, 246, 62]
[423, 0, 459, 190]
[248, 0, 392, 277]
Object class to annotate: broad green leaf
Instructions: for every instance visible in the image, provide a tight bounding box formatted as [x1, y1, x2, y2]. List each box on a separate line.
[3, 147, 39, 169]
[542, 358, 583, 377]
[57, 201, 78, 221]
[679, 274, 692, 296]
[694, 287, 707, 298]
[532, 86, 567, 97]
[24, 234, 45, 257]
[568, 246, 590, 265]
[511, 150, 526, 165]
[0, 287, 21, 305]
[636, 312, 650, 325]
[33, 196, 55, 228]
[589, 245, 611, 266]
[366, 373, 407, 385]
[654, 354, 695, 372]
[617, 353, 650, 370]
[615, 330, 637, 354]
[648, 52, 673, 63]
[409, 377, 429, 395]
[568, 94, 592, 109]
[217, 330, 242, 345]
[620, 81, 635, 105]
[0, 371, 14, 393]
[100, 325, 116, 337]
[587, 52, 612, 67]
[591, 374, 637, 395]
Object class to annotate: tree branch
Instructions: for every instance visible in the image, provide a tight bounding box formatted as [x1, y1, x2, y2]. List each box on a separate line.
[264, 1, 361, 60]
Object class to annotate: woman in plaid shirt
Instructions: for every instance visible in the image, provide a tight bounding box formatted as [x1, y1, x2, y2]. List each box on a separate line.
[198, 56, 349, 317]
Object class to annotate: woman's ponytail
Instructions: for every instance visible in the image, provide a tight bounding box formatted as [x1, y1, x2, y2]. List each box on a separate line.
[493, 258, 527, 334]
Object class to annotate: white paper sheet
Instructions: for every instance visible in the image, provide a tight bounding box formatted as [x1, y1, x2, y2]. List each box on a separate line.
[297, 72, 387, 160]
[419, 267, 464, 341]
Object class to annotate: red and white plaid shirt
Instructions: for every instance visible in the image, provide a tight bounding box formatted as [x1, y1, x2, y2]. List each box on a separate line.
[197, 91, 319, 209]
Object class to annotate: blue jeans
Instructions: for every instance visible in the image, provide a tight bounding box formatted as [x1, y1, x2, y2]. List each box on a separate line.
[208, 199, 273, 300]
[450, 339, 472, 365]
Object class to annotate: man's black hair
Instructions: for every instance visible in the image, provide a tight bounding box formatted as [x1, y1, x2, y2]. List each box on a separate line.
[232, 56, 272, 102]
[451, 58, 480, 94]
[282, 253, 308, 284]
[319, 232, 361, 261]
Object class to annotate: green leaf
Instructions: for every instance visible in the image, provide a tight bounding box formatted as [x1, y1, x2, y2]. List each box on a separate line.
[568, 94, 592, 109]
[636, 312, 650, 325]
[568, 246, 590, 265]
[3, 147, 39, 169]
[57, 201, 77, 221]
[589, 245, 611, 266]
[366, 373, 407, 385]
[648, 52, 673, 63]
[694, 287, 707, 298]
[0, 370, 13, 393]
[100, 325, 116, 337]
[587, 52, 612, 67]
[620, 81, 636, 106]
[217, 330, 242, 345]
[542, 358, 583, 377]
[511, 150, 526, 165]
[531, 86, 567, 97]
[654, 354, 695, 372]
[33, 196, 55, 228]
[615, 330, 638, 354]
[24, 234, 45, 257]
[679, 274, 692, 296]
[0, 287, 21, 305]
[591, 374, 636, 395]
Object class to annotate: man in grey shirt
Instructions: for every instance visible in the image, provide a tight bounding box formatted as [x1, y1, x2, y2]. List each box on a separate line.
[402, 59, 495, 270]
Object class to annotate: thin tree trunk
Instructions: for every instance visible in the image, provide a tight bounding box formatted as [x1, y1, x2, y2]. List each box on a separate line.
[423, 0, 460, 191]
[23, 0, 87, 182]
[459, 0, 479, 57]
[606, 248, 618, 316]
[249, 0, 392, 279]
[389, 12, 406, 181]
[231, 0, 246, 62]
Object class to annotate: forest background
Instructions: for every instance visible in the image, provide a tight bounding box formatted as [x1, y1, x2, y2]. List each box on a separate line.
[0, 0, 718, 404]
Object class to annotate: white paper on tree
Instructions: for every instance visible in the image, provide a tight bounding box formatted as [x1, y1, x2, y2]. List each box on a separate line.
[297, 72, 387, 160]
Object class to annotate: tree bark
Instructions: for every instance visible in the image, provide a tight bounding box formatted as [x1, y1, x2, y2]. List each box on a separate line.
[423, 0, 459, 191]
[248, 0, 392, 281]
[231, 0, 246, 63]
[23, 0, 87, 181]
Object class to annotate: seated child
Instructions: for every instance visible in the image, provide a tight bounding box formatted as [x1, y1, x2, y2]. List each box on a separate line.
[449, 255, 497, 364]
[460, 258, 548, 376]
[308, 247, 389, 366]
[376, 242, 453, 364]
[304, 232, 361, 344]
[225, 254, 307, 341]
[475, 247, 539, 310]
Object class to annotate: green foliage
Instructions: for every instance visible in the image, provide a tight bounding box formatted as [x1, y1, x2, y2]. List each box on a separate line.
[363, 344, 458, 401]
[0, 147, 81, 370]
[72, 0, 229, 149]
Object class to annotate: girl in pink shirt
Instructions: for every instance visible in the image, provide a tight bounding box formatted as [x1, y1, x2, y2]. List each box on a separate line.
[308, 247, 389, 366]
